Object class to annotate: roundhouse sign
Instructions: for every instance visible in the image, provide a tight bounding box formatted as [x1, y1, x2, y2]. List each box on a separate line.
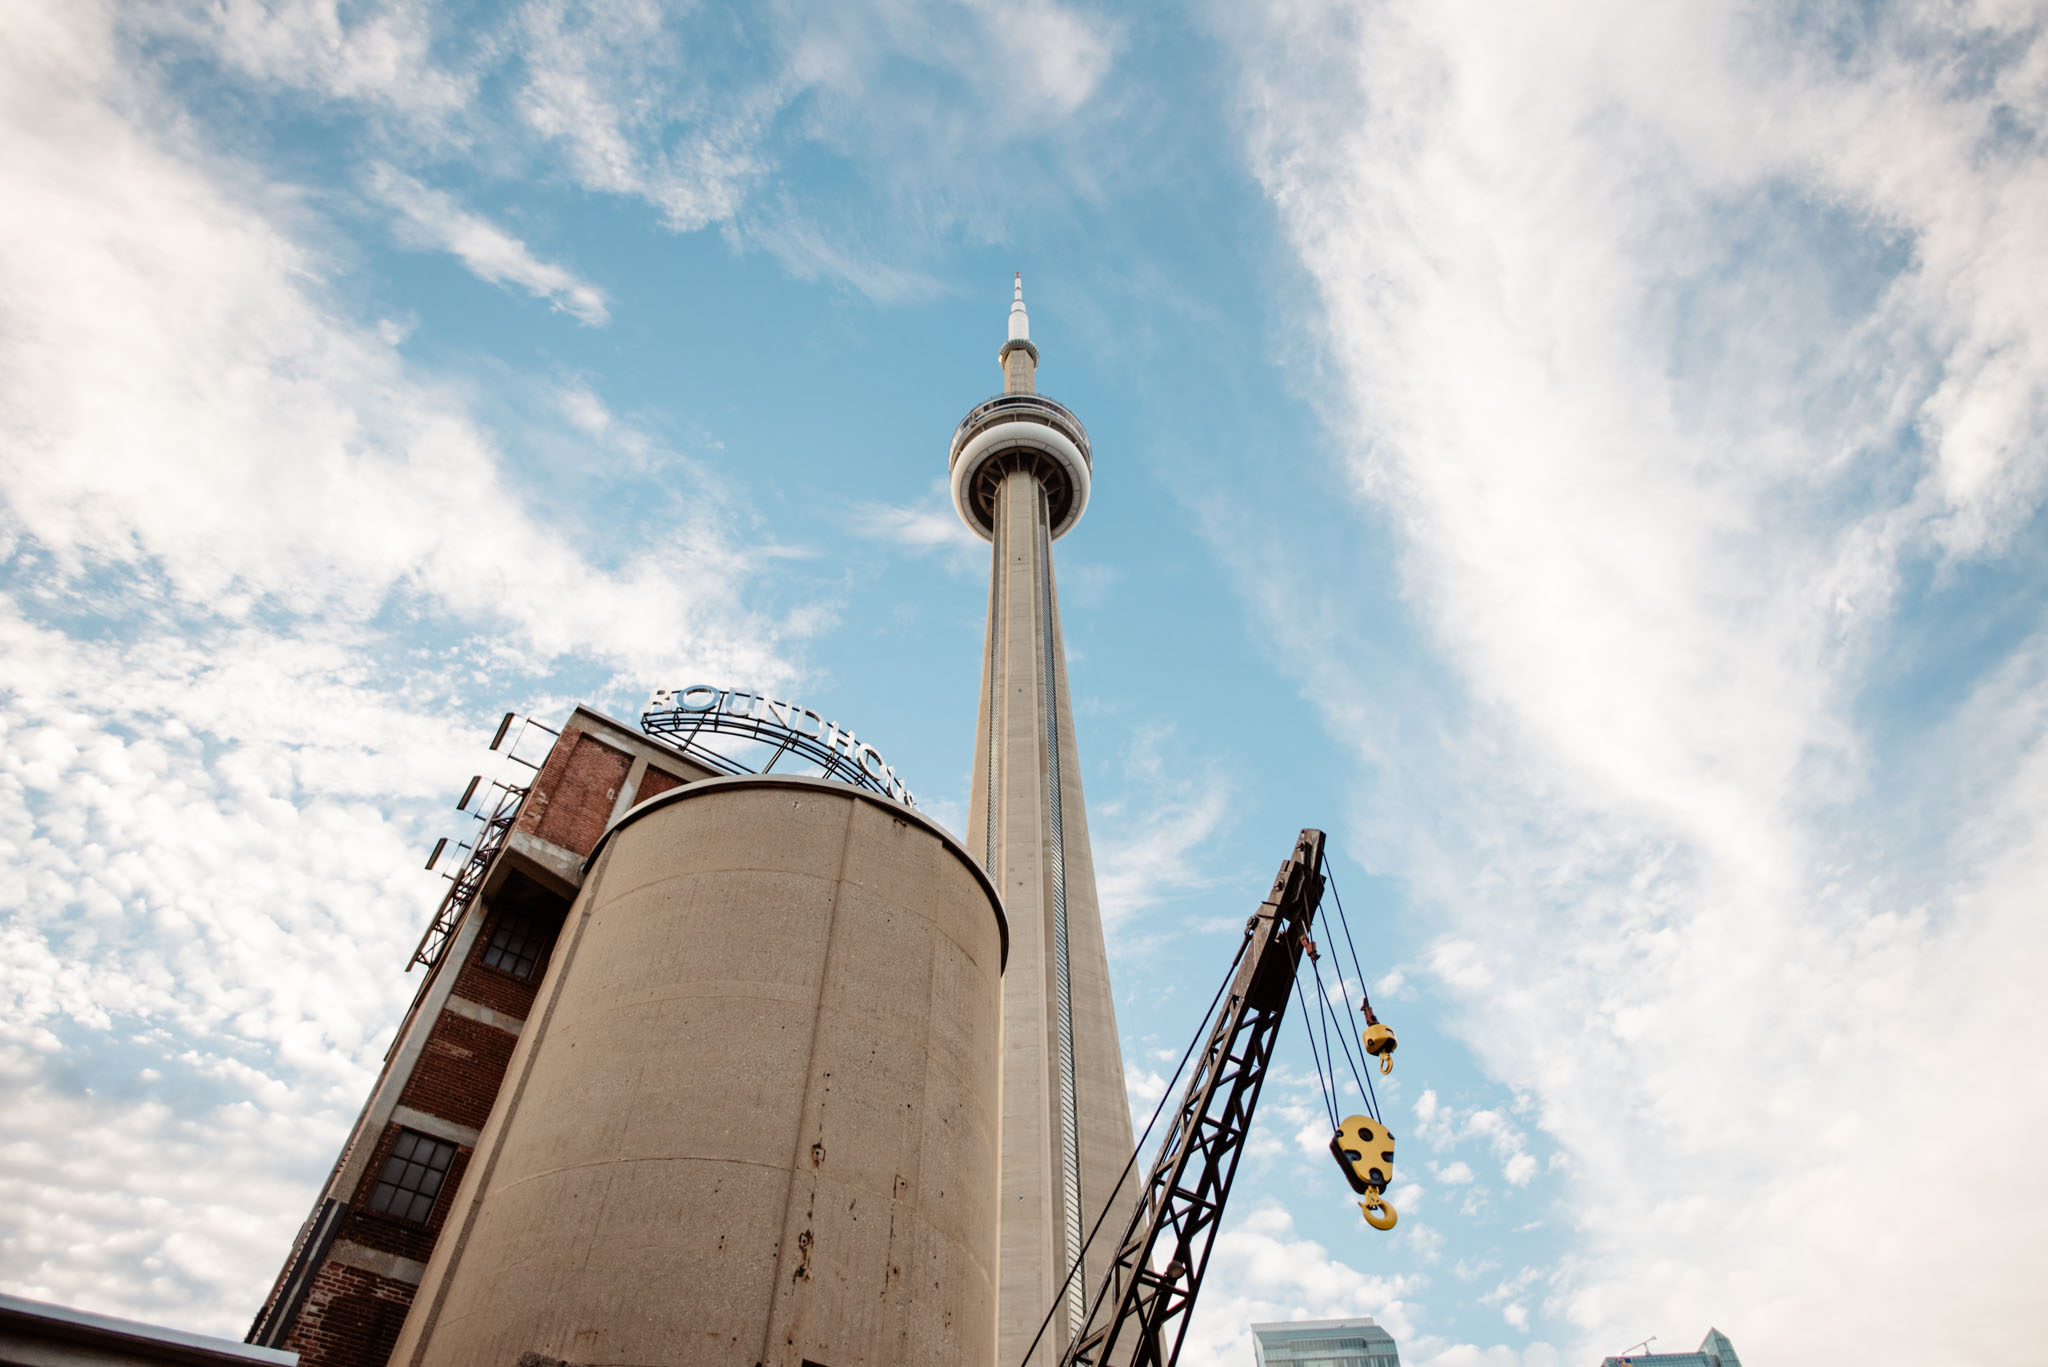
[642, 685, 917, 808]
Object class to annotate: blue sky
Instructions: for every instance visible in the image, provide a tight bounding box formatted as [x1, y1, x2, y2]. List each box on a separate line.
[3, 2, 2045, 1364]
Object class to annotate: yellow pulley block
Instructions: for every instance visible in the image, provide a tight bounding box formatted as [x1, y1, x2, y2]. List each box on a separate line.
[1330, 1114, 1397, 1231]
[1362, 1023, 1397, 1075]
[1360, 1190, 1398, 1230]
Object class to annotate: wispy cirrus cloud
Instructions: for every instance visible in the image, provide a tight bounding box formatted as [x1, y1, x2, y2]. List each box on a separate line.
[854, 483, 987, 563]
[368, 165, 609, 324]
[0, 0, 810, 1328]
[145, 0, 473, 121]
[126, 0, 1131, 301]
[1092, 722, 1233, 932]
[510, 0, 773, 232]
[1226, 0, 2048, 1361]
[0, 0, 797, 682]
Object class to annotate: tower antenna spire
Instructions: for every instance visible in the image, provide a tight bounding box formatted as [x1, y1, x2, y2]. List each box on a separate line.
[999, 273, 1040, 395]
[1010, 271, 1029, 341]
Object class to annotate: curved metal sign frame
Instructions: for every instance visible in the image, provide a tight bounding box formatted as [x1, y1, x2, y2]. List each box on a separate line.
[640, 685, 917, 808]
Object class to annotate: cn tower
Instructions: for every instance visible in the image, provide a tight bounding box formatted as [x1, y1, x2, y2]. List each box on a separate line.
[952, 277, 1136, 1364]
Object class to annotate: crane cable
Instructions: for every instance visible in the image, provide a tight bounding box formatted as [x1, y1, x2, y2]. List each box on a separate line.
[1293, 968, 1341, 1131]
[1311, 953, 1359, 1109]
[1323, 858, 1385, 1120]
[1289, 854, 1401, 1233]
[1308, 940, 1380, 1124]
[1291, 855, 1392, 1145]
[1012, 928, 1252, 1367]
[1322, 860, 1376, 1032]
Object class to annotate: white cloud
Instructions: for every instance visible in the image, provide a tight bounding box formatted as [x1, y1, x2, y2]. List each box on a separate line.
[1178, 1204, 1426, 1367]
[0, 0, 798, 686]
[0, 0, 812, 1332]
[0, 603, 476, 1327]
[1405, 1223, 1444, 1264]
[511, 0, 766, 232]
[1176, 1205, 1561, 1367]
[1434, 1161, 1474, 1186]
[506, 0, 1120, 287]
[1126, 1065, 1169, 1108]
[148, 0, 472, 121]
[745, 209, 947, 304]
[1481, 1268, 1539, 1309]
[557, 382, 617, 437]
[1093, 723, 1234, 931]
[549, 381, 680, 475]
[854, 484, 988, 562]
[369, 165, 609, 324]
[1411, 1091, 1539, 1190]
[131, 0, 1129, 302]
[1481, 1271, 1540, 1337]
[781, 0, 1116, 130]
[1230, 0, 2048, 1362]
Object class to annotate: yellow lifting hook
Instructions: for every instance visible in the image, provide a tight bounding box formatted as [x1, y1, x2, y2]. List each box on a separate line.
[1362, 1022, 1397, 1075]
[1360, 1189, 1397, 1231]
[1330, 1114, 1398, 1231]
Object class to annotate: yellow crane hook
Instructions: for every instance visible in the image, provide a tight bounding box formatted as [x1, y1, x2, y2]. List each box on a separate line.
[1360, 1190, 1398, 1230]
[1330, 1114, 1398, 1231]
[1362, 1022, 1397, 1075]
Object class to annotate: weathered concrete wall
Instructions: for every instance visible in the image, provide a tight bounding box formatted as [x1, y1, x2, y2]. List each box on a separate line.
[388, 776, 1007, 1367]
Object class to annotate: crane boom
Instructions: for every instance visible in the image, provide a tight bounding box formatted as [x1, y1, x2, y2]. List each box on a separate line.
[1060, 828, 1327, 1367]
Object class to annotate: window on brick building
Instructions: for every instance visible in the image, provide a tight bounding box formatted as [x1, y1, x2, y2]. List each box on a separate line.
[481, 904, 546, 980]
[367, 1129, 456, 1224]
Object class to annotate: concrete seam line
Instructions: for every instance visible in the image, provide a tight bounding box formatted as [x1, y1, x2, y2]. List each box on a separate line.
[758, 793, 857, 1367]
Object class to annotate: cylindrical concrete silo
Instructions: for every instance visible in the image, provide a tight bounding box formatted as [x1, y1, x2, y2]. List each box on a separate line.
[386, 775, 1008, 1367]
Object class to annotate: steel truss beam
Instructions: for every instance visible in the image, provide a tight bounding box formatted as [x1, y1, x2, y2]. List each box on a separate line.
[1062, 828, 1327, 1367]
[409, 779, 527, 971]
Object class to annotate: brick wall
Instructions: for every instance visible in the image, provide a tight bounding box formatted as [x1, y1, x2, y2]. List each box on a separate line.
[512, 725, 582, 840]
[519, 729, 631, 856]
[396, 1012, 518, 1134]
[338, 1121, 472, 1264]
[451, 873, 568, 1019]
[282, 1260, 419, 1367]
[631, 766, 688, 805]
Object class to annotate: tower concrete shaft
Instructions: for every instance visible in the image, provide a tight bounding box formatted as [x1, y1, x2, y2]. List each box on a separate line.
[951, 279, 1134, 1365]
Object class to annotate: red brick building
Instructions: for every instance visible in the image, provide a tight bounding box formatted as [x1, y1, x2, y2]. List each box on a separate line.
[246, 707, 712, 1367]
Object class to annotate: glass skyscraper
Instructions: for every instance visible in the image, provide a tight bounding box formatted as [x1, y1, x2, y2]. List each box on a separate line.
[1251, 1317, 1402, 1367]
[1602, 1326, 1744, 1367]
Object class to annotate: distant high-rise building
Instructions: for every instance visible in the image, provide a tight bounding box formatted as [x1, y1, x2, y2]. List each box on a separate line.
[1602, 1327, 1744, 1367]
[1251, 1316, 1402, 1367]
[953, 277, 1136, 1364]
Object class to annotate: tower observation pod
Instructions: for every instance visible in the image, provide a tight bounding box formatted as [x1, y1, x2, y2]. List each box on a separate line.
[951, 278, 1137, 1365]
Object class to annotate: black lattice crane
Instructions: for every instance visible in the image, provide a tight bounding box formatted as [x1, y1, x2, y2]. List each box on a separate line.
[1059, 828, 1327, 1367]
